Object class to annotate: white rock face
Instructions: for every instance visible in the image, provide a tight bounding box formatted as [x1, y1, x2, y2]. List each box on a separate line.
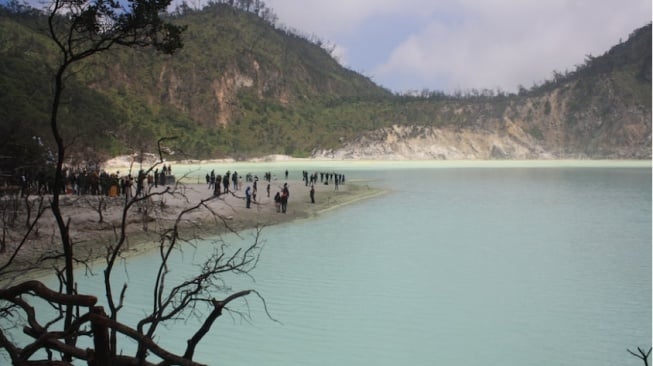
[312, 124, 553, 160]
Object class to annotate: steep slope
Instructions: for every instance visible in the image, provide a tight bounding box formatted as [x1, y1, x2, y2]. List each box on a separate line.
[92, 4, 390, 128]
[314, 24, 651, 160]
[0, 3, 392, 162]
[0, 4, 650, 165]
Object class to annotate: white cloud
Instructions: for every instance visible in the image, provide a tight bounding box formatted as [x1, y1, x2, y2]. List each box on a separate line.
[379, 0, 651, 92]
[263, 0, 652, 92]
[264, 0, 444, 35]
[318, 39, 348, 66]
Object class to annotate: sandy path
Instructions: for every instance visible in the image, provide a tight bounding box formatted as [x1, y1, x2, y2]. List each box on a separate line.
[0, 179, 384, 283]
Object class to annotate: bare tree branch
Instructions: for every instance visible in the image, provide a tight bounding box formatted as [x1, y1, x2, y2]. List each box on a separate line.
[0, 3, 276, 364]
[628, 347, 652, 366]
[0, 280, 97, 307]
[0, 197, 48, 275]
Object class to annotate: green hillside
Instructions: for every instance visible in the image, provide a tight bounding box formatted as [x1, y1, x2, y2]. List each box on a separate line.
[0, 2, 391, 165]
[0, 2, 650, 169]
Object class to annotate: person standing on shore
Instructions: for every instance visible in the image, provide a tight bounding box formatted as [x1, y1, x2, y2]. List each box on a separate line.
[124, 174, 133, 199]
[274, 191, 281, 212]
[281, 183, 289, 213]
[214, 174, 221, 196]
[310, 184, 315, 204]
[245, 185, 252, 209]
[223, 172, 230, 193]
[252, 178, 258, 202]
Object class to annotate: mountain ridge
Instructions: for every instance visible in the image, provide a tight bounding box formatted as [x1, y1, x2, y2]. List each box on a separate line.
[0, 3, 650, 168]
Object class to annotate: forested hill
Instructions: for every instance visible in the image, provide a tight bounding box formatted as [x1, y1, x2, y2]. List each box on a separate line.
[0, 2, 650, 167]
[0, 1, 391, 165]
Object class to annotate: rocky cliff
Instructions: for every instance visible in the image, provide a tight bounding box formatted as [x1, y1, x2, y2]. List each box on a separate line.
[313, 41, 652, 160]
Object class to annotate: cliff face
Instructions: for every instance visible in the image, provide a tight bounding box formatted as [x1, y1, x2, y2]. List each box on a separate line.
[313, 121, 650, 160]
[314, 25, 652, 160]
[313, 78, 651, 160]
[312, 124, 544, 160]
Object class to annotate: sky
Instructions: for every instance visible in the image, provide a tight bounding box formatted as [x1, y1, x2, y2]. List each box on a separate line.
[263, 0, 651, 94]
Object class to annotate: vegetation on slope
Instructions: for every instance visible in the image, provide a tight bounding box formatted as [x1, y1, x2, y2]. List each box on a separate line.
[0, 0, 650, 170]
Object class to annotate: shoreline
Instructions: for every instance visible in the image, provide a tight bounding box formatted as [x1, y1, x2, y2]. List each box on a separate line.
[104, 157, 652, 172]
[1, 179, 386, 284]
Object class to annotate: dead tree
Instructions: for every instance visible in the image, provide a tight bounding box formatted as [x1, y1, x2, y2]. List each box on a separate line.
[0, 0, 268, 364]
[629, 347, 652, 366]
[1, 186, 266, 365]
[82, 196, 106, 224]
[0, 196, 48, 279]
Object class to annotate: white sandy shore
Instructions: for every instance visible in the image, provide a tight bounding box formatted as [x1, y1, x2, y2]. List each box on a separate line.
[105, 155, 652, 171]
[0, 179, 385, 283]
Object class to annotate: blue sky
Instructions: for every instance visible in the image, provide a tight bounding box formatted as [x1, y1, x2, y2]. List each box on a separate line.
[264, 0, 652, 93]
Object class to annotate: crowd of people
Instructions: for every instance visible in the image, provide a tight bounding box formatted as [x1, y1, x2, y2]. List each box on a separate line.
[4, 164, 175, 198]
[301, 170, 346, 190]
[203, 169, 347, 213]
[3, 164, 348, 217]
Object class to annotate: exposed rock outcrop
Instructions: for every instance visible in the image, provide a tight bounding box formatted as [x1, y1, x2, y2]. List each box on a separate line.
[312, 124, 554, 160]
[313, 72, 651, 160]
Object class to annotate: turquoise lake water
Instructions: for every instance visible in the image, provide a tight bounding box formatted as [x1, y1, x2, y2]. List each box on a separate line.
[3, 162, 652, 365]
